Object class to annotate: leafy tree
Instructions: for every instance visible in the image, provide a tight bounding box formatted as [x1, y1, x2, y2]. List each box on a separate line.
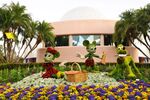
[0, 2, 55, 63]
[113, 3, 150, 59]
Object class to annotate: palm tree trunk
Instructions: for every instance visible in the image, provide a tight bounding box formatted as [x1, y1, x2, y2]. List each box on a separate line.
[3, 32, 7, 61]
[17, 38, 32, 58]
[129, 37, 150, 59]
[17, 42, 38, 62]
[135, 37, 150, 51]
[18, 39, 33, 61]
[143, 35, 150, 48]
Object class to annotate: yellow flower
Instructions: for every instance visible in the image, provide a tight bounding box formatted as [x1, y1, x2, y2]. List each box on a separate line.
[0, 94, 6, 100]
[77, 96, 82, 100]
[147, 88, 150, 92]
[56, 72, 62, 78]
[135, 96, 141, 100]
[141, 92, 148, 99]
[5, 32, 15, 40]
[39, 96, 48, 100]
[83, 96, 88, 100]
[58, 94, 63, 100]
[6, 83, 11, 86]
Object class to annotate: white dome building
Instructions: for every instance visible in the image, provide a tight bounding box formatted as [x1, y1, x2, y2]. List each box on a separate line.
[36, 7, 139, 63]
[61, 6, 104, 21]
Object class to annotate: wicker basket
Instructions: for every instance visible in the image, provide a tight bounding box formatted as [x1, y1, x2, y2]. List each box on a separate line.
[65, 62, 88, 82]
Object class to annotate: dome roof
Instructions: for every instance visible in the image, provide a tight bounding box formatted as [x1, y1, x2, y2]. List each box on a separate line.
[61, 6, 104, 21]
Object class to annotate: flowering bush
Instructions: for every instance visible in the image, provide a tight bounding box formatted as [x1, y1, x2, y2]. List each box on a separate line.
[11, 72, 120, 88]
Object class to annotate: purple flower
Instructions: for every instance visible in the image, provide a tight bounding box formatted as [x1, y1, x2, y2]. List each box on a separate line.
[104, 85, 109, 88]
[19, 94, 25, 99]
[135, 91, 142, 96]
[127, 88, 133, 92]
[148, 95, 150, 100]
[49, 94, 57, 100]
[98, 92, 105, 96]
[76, 85, 82, 89]
[118, 85, 124, 88]
[140, 80, 145, 83]
[111, 88, 118, 92]
[79, 91, 85, 96]
[39, 86, 44, 88]
[144, 83, 150, 87]
[117, 91, 124, 96]
[37, 90, 42, 92]
[107, 95, 115, 100]
[130, 84, 137, 88]
[90, 85, 95, 88]
[99, 88, 106, 93]
[25, 87, 30, 91]
[23, 91, 27, 95]
[51, 85, 57, 90]
[64, 91, 70, 95]
[128, 95, 135, 100]
[142, 87, 147, 91]
[70, 95, 77, 100]
[88, 95, 95, 100]
[47, 91, 53, 95]
[5, 92, 11, 98]
[63, 85, 69, 91]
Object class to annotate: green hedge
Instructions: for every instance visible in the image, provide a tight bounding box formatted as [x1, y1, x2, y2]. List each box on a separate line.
[0, 63, 150, 83]
[0, 63, 44, 83]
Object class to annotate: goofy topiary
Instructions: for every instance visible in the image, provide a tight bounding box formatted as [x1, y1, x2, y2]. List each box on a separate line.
[108, 44, 141, 80]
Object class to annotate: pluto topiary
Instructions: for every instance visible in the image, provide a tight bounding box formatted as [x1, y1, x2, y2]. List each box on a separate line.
[108, 44, 142, 80]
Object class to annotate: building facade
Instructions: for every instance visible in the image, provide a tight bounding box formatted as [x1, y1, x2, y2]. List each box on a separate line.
[35, 7, 140, 63]
[36, 19, 139, 63]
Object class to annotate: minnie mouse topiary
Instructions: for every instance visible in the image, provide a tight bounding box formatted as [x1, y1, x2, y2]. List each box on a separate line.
[42, 47, 60, 78]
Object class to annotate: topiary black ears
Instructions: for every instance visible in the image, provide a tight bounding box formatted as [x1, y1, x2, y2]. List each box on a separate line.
[54, 52, 60, 58]
[92, 41, 96, 46]
[83, 40, 89, 46]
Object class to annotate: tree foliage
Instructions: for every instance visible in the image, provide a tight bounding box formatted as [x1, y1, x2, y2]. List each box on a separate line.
[113, 3, 150, 58]
[0, 2, 55, 63]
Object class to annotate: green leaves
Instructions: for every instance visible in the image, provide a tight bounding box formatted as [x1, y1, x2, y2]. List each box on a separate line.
[113, 3, 150, 58]
[0, 2, 55, 63]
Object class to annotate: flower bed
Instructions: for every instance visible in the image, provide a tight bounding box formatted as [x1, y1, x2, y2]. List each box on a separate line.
[0, 80, 150, 99]
[11, 72, 120, 88]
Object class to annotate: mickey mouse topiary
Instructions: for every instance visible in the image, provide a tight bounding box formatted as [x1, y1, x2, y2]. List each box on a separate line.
[83, 40, 100, 67]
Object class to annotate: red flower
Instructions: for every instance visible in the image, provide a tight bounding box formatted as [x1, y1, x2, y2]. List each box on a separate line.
[85, 58, 94, 67]
[47, 47, 58, 55]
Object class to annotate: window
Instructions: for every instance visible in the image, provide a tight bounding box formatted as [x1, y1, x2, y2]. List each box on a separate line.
[104, 35, 113, 46]
[72, 35, 100, 46]
[55, 35, 69, 46]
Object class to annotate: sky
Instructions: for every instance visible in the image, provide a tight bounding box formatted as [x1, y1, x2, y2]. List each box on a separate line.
[0, 0, 150, 22]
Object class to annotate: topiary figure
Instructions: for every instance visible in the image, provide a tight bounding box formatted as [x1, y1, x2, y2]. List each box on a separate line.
[42, 47, 60, 78]
[108, 44, 141, 80]
[77, 40, 100, 67]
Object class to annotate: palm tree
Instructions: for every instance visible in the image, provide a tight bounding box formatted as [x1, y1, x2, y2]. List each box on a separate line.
[0, 2, 55, 63]
[23, 21, 55, 60]
[0, 2, 31, 63]
[113, 4, 150, 59]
